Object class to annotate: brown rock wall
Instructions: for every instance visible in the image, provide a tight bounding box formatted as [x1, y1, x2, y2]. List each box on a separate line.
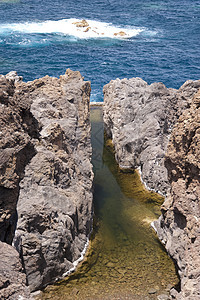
[154, 90, 200, 299]
[0, 69, 93, 295]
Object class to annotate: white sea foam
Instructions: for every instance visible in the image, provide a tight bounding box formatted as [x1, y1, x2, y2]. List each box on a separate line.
[62, 237, 90, 278]
[0, 18, 143, 39]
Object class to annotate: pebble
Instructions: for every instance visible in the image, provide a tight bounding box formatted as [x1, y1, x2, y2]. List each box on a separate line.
[106, 262, 115, 268]
[157, 294, 170, 300]
[117, 268, 126, 276]
[71, 288, 79, 295]
[148, 288, 157, 294]
[165, 284, 173, 292]
[31, 290, 42, 297]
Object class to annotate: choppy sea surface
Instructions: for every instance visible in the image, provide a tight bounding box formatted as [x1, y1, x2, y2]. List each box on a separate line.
[0, 0, 199, 102]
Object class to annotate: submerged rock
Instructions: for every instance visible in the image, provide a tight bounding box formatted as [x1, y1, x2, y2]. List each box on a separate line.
[103, 77, 200, 195]
[0, 69, 93, 294]
[154, 90, 200, 299]
[114, 31, 127, 37]
[148, 288, 157, 294]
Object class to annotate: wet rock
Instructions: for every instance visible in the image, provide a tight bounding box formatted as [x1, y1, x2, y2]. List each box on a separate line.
[103, 78, 200, 195]
[157, 294, 170, 300]
[71, 287, 80, 295]
[31, 290, 42, 298]
[106, 262, 115, 268]
[170, 288, 179, 299]
[84, 27, 91, 32]
[117, 268, 126, 276]
[165, 284, 173, 292]
[154, 90, 200, 299]
[5, 71, 23, 83]
[114, 31, 127, 37]
[73, 19, 89, 28]
[148, 288, 157, 294]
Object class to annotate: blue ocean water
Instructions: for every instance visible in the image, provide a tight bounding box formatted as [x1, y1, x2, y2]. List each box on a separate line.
[0, 0, 199, 102]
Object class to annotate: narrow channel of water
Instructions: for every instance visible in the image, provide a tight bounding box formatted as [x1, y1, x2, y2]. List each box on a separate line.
[39, 107, 178, 300]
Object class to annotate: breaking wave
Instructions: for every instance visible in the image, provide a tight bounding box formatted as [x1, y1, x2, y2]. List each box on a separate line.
[0, 18, 144, 39]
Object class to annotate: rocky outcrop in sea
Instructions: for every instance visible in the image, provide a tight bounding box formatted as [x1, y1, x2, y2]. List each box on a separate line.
[0, 69, 93, 297]
[154, 90, 200, 299]
[103, 77, 200, 195]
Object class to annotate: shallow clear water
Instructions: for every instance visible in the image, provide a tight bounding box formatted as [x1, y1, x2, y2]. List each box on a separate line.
[0, 0, 199, 102]
[38, 107, 178, 299]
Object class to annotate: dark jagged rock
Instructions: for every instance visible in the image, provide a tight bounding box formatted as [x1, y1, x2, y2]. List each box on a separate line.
[154, 90, 200, 299]
[103, 77, 200, 195]
[0, 241, 32, 300]
[103, 78, 200, 298]
[0, 69, 93, 295]
[0, 74, 36, 244]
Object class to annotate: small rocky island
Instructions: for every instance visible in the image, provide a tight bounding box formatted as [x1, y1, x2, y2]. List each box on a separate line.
[0, 70, 93, 299]
[103, 78, 200, 299]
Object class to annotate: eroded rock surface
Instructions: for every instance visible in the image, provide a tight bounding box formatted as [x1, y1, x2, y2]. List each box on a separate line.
[0, 69, 93, 294]
[0, 74, 37, 244]
[0, 241, 32, 300]
[154, 90, 200, 299]
[103, 78, 200, 195]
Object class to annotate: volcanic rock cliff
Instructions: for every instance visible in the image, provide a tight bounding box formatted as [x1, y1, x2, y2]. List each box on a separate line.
[103, 78, 200, 195]
[103, 78, 200, 299]
[0, 69, 93, 297]
[154, 90, 200, 299]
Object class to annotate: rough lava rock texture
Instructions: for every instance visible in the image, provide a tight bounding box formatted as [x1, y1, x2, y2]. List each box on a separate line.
[0, 69, 93, 295]
[0, 72, 37, 244]
[103, 77, 200, 195]
[0, 241, 32, 300]
[154, 90, 200, 299]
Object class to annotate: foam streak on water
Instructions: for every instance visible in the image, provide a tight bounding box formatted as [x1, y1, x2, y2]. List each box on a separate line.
[62, 238, 90, 278]
[0, 18, 143, 39]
